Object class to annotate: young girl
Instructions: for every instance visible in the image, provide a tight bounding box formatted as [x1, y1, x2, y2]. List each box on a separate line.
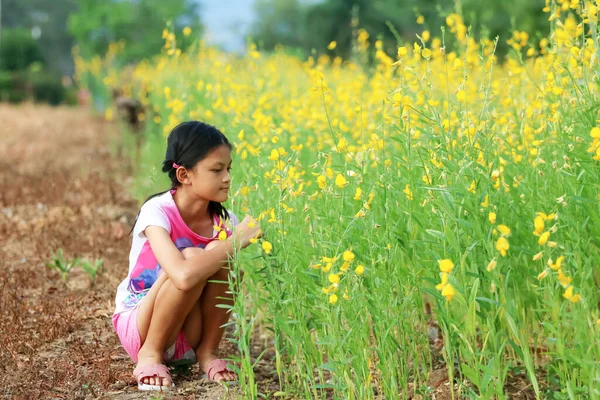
[112, 121, 261, 391]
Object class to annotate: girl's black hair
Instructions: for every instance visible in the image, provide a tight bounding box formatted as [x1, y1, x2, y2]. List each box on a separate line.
[130, 121, 232, 235]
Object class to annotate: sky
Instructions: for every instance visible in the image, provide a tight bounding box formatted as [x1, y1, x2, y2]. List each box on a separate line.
[199, 0, 257, 53]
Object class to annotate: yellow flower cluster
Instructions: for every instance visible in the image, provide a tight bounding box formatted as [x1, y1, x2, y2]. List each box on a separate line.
[533, 212, 581, 303]
[315, 250, 363, 304]
[75, 0, 600, 322]
[435, 259, 455, 302]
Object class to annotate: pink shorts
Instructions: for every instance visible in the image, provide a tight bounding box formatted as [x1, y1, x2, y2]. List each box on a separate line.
[112, 306, 197, 366]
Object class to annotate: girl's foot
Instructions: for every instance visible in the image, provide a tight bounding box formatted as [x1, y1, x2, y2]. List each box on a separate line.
[198, 352, 237, 382]
[135, 349, 173, 387]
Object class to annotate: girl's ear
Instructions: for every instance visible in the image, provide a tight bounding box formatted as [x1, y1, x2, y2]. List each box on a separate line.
[176, 167, 192, 185]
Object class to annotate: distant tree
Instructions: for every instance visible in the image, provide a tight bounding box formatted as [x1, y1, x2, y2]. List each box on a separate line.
[249, 0, 549, 60]
[1, 0, 77, 74]
[250, 0, 306, 51]
[68, 0, 204, 63]
[0, 28, 44, 71]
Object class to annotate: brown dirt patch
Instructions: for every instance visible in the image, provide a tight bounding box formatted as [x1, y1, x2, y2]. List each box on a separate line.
[0, 104, 277, 399]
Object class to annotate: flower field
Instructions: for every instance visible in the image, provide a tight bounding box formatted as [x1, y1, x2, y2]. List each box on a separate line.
[78, 2, 600, 398]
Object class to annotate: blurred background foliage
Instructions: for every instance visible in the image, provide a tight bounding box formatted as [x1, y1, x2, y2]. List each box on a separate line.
[250, 0, 549, 59]
[0, 0, 549, 105]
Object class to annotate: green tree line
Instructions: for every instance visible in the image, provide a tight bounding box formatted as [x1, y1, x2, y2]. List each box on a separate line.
[249, 0, 549, 60]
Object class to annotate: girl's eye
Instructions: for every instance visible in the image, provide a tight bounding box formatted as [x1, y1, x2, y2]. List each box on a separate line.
[213, 169, 222, 173]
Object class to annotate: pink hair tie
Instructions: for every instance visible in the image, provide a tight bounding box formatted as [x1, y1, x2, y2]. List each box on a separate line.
[173, 162, 181, 169]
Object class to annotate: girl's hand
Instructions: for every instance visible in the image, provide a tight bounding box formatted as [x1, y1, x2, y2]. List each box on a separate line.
[231, 216, 263, 249]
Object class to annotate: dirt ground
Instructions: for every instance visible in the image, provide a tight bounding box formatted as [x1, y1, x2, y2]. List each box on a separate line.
[0, 104, 537, 400]
[0, 104, 281, 399]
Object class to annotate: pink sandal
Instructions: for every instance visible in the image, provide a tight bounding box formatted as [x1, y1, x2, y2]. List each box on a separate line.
[204, 359, 237, 382]
[133, 363, 175, 391]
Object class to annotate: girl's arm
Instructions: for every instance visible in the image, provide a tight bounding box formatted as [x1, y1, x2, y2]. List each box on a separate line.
[144, 216, 260, 291]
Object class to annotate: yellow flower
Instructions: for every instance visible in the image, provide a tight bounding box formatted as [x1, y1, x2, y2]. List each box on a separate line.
[441, 284, 456, 302]
[496, 237, 509, 256]
[328, 274, 340, 284]
[327, 41, 337, 50]
[421, 48, 432, 59]
[397, 46, 408, 57]
[335, 174, 347, 188]
[218, 230, 227, 241]
[343, 250, 355, 262]
[261, 241, 273, 254]
[403, 184, 414, 200]
[591, 127, 600, 139]
[538, 231, 550, 245]
[438, 259, 454, 273]
[533, 216, 545, 236]
[557, 269, 572, 288]
[240, 186, 251, 197]
[355, 265, 365, 275]
[498, 225, 510, 236]
[435, 272, 448, 290]
[532, 251, 543, 261]
[488, 212, 496, 224]
[537, 269, 548, 280]
[467, 180, 476, 194]
[549, 255, 564, 270]
[481, 194, 489, 207]
[563, 286, 581, 303]
[317, 175, 327, 189]
[536, 212, 556, 221]
[353, 187, 362, 201]
[340, 261, 351, 272]
[329, 294, 338, 304]
[343, 288, 350, 300]
[268, 149, 279, 161]
[321, 256, 338, 263]
[486, 258, 497, 272]
[354, 209, 366, 218]
[322, 263, 332, 273]
[183, 26, 192, 37]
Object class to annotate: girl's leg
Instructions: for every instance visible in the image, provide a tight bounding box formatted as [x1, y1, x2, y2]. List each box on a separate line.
[135, 254, 208, 387]
[194, 265, 238, 381]
[180, 240, 238, 381]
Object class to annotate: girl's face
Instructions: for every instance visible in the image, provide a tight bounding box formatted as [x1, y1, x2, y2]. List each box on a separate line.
[188, 145, 232, 203]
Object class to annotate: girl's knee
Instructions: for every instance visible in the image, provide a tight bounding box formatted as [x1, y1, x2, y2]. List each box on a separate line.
[181, 247, 201, 260]
[205, 240, 220, 251]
